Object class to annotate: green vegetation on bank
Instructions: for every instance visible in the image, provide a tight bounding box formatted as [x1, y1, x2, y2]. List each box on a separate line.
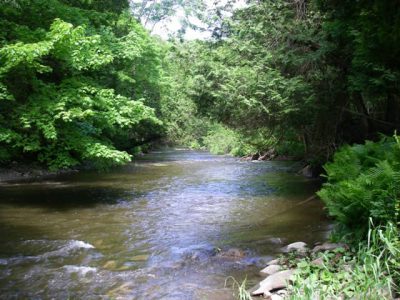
[1, 0, 399, 298]
[287, 136, 400, 299]
[2, 0, 400, 169]
[237, 137, 400, 298]
[319, 135, 400, 236]
[0, 0, 163, 169]
[289, 223, 399, 299]
[161, 0, 400, 165]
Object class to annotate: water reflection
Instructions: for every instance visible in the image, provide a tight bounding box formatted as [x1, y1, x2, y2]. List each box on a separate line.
[0, 149, 330, 299]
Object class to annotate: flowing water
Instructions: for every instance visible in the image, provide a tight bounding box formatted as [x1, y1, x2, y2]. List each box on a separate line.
[0, 149, 331, 299]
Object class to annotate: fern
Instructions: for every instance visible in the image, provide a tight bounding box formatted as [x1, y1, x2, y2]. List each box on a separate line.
[318, 134, 400, 234]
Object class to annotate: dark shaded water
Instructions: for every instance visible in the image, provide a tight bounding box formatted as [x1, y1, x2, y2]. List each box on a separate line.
[0, 149, 331, 299]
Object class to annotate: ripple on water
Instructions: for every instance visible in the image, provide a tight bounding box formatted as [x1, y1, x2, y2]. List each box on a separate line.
[0, 149, 331, 299]
[62, 265, 97, 276]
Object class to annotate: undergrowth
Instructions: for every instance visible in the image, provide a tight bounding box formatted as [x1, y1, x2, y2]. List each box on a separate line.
[289, 222, 399, 299]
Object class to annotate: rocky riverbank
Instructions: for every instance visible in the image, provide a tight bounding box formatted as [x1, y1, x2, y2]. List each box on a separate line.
[249, 241, 348, 300]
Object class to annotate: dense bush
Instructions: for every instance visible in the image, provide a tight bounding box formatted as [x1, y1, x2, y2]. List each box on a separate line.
[318, 135, 400, 234]
[0, 1, 163, 169]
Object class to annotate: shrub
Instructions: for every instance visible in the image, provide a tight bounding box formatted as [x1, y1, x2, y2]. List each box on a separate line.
[318, 135, 400, 235]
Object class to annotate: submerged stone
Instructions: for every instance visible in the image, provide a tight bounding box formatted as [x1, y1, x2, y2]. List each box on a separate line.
[103, 260, 117, 269]
[217, 248, 246, 259]
[131, 254, 149, 261]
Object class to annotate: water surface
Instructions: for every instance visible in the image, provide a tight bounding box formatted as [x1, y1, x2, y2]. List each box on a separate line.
[0, 149, 330, 299]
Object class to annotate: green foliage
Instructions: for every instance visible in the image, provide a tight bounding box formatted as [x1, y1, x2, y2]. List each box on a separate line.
[0, 0, 163, 169]
[159, 1, 324, 158]
[2, 0, 400, 170]
[161, 0, 400, 164]
[202, 124, 256, 156]
[289, 223, 399, 299]
[318, 135, 400, 233]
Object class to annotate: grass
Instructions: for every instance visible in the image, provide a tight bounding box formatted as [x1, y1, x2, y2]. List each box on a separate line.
[230, 222, 399, 300]
[225, 276, 253, 300]
[288, 222, 399, 300]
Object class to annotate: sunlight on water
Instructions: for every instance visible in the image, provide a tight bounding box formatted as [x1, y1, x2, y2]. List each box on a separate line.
[0, 149, 331, 299]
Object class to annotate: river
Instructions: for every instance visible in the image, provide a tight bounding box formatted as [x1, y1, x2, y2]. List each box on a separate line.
[0, 149, 331, 299]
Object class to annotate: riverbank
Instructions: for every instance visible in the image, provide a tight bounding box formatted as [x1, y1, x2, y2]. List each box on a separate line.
[246, 225, 399, 299]
[0, 148, 312, 183]
[247, 240, 348, 299]
[0, 163, 78, 183]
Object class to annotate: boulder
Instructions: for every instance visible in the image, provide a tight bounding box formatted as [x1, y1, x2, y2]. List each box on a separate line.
[266, 258, 280, 266]
[260, 264, 281, 276]
[312, 242, 348, 253]
[283, 242, 308, 253]
[251, 270, 294, 296]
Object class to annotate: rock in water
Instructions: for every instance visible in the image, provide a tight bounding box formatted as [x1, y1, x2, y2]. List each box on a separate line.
[218, 248, 245, 259]
[283, 241, 308, 253]
[251, 270, 294, 296]
[300, 165, 313, 178]
[103, 260, 117, 270]
[260, 264, 281, 276]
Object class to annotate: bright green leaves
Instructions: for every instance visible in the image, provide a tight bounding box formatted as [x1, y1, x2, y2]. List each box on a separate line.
[0, 18, 114, 77]
[48, 19, 114, 71]
[82, 141, 131, 166]
[0, 1, 164, 170]
[8, 78, 160, 169]
[0, 40, 53, 75]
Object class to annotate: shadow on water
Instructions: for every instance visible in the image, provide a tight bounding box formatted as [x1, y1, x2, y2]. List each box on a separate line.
[0, 149, 331, 299]
[0, 185, 129, 210]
